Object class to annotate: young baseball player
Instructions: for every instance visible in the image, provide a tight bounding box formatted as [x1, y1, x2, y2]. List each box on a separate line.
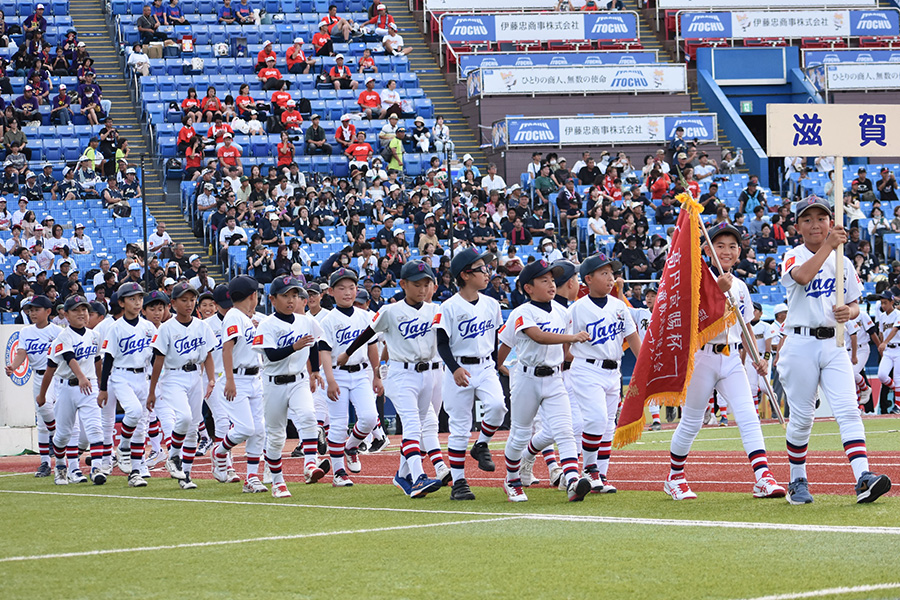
[98, 282, 156, 487]
[666, 222, 785, 501]
[194, 291, 216, 455]
[5, 295, 61, 477]
[204, 284, 239, 482]
[876, 291, 900, 414]
[36, 295, 104, 485]
[566, 254, 642, 493]
[847, 306, 877, 407]
[337, 260, 444, 498]
[89, 300, 120, 476]
[142, 290, 169, 468]
[743, 302, 774, 416]
[779, 196, 892, 504]
[149, 283, 217, 490]
[302, 282, 331, 459]
[422, 277, 451, 485]
[210, 276, 267, 492]
[253, 275, 324, 498]
[495, 259, 592, 502]
[318, 267, 384, 487]
[433, 248, 507, 501]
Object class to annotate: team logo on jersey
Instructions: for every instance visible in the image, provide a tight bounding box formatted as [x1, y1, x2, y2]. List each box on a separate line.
[585, 317, 626, 345]
[118, 334, 151, 356]
[335, 326, 364, 346]
[227, 325, 239, 337]
[102, 340, 109, 349]
[458, 316, 494, 339]
[535, 320, 566, 334]
[54, 343, 63, 354]
[252, 334, 263, 345]
[71, 341, 97, 361]
[398, 317, 431, 340]
[805, 270, 838, 299]
[173, 336, 205, 355]
[514, 316, 525, 330]
[782, 255, 795, 275]
[5, 332, 30, 386]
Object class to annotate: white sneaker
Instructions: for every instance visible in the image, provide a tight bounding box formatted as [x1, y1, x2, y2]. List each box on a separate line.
[139, 463, 151, 479]
[226, 467, 240, 483]
[435, 462, 452, 487]
[597, 474, 617, 494]
[179, 474, 198, 490]
[566, 477, 592, 502]
[584, 466, 604, 493]
[345, 449, 362, 474]
[128, 471, 147, 487]
[520, 453, 540, 487]
[263, 462, 273, 484]
[549, 464, 564, 489]
[271, 482, 292, 498]
[316, 456, 331, 476]
[68, 469, 88, 484]
[332, 469, 354, 487]
[664, 473, 698, 500]
[116, 446, 131, 474]
[212, 453, 229, 483]
[304, 463, 325, 484]
[196, 437, 212, 456]
[165, 456, 186, 480]
[100, 462, 114, 477]
[503, 479, 528, 502]
[54, 466, 68, 485]
[753, 471, 787, 499]
[242, 475, 268, 493]
[145, 449, 165, 468]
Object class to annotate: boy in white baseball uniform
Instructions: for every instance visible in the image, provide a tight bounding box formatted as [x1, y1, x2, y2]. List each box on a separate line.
[142, 290, 169, 468]
[194, 291, 216, 455]
[666, 222, 785, 501]
[6, 295, 60, 477]
[434, 248, 507, 501]
[568, 255, 642, 493]
[212, 275, 268, 493]
[205, 285, 240, 483]
[305, 283, 331, 458]
[778, 196, 891, 504]
[876, 291, 900, 414]
[37, 295, 104, 485]
[743, 302, 774, 416]
[98, 282, 156, 487]
[319, 267, 384, 487]
[847, 304, 877, 407]
[149, 283, 217, 490]
[496, 259, 593, 502]
[338, 260, 444, 498]
[88, 301, 118, 476]
[254, 275, 325, 498]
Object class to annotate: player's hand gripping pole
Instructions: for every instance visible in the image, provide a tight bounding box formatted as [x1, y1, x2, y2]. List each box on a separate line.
[697, 210, 787, 427]
[834, 156, 846, 347]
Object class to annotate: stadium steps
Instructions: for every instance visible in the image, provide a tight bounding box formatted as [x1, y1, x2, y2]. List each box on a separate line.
[625, 0, 667, 59]
[69, 0, 207, 259]
[382, 0, 488, 170]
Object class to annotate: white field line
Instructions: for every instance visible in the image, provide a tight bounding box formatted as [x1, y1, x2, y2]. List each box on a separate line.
[2, 489, 899, 536]
[0, 516, 521, 563]
[0, 472, 30, 478]
[732, 582, 900, 600]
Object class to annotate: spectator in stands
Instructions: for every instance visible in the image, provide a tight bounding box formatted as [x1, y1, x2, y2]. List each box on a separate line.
[255, 40, 277, 72]
[286, 37, 315, 75]
[556, 178, 582, 235]
[854, 167, 877, 203]
[75, 157, 100, 198]
[13, 86, 39, 127]
[179, 88, 204, 125]
[646, 168, 670, 201]
[357, 47, 376, 73]
[235, 83, 267, 122]
[216, 132, 242, 172]
[76, 57, 97, 85]
[620, 235, 650, 280]
[382, 22, 411, 57]
[756, 224, 777, 255]
[551, 157, 572, 188]
[655, 194, 677, 225]
[389, 127, 406, 173]
[424, 115, 450, 155]
[697, 181, 721, 215]
[23, 4, 47, 41]
[481, 163, 505, 195]
[576, 156, 602, 186]
[333, 114, 356, 152]
[127, 43, 150, 77]
[166, 0, 189, 24]
[324, 4, 355, 42]
[312, 20, 335, 57]
[150, 0, 169, 25]
[201, 86, 224, 123]
[50, 47, 69, 76]
[346, 130, 373, 173]
[235, 0, 256, 25]
[70, 41, 90, 76]
[532, 163, 556, 207]
[78, 73, 105, 126]
[878, 168, 898, 202]
[669, 126, 693, 161]
[258, 55, 284, 90]
[756, 256, 778, 286]
[357, 77, 381, 119]
[366, 4, 395, 36]
[218, 0, 238, 24]
[328, 54, 357, 91]
[136, 4, 168, 45]
[408, 116, 430, 153]
[69, 224, 93, 256]
[273, 131, 295, 168]
[738, 179, 766, 214]
[693, 152, 717, 181]
[304, 114, 331, 155]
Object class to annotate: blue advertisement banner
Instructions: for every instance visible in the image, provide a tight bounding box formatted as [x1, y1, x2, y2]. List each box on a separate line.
[458, 51, 657, 76]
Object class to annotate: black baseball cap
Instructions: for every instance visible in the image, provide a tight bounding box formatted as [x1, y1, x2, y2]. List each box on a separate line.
[707, 221, 743, 245]
[794, 195, 833, 219]
[579, 253, 622, 280]
[171, 282, 199, 300]
[228, 275, 258, 303]
[450, 248, 494, 280]
[213, 283, 232, 309]
[551, 259, 577, 287]
[63, 295, 90, 311]
[269, 275, 303, 296]
[198, 291, 214, 303]
[400, 259, 435, 282]
[89, 301, 107, 316]
[143, 290, 170, 307]
[26, 295, 52, 309]
[117, 281, 145, 299]
[355, 289, 370, 303]
[518, 259, 564, 290]
[306, 282, 322, 295]
[752, 301, 762, 311]
[329, 267, 358, 288]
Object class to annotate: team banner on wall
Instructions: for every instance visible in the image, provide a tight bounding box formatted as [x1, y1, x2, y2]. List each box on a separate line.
[826, 62, 900, 90]
[661, 0, 874, 7]
[468, 64, 687, 98]
[679, 9, 899, 40]
[804, 49, 900, 66]
[441, 12, 638, 42]
[491, 113, 718, 148]
[458, 50, 658, 77]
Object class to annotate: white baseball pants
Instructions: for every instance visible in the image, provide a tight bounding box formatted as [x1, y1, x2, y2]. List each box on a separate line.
[224, 374, 265, 457]
[442, 360, 507, 451]
[266, 373, 316, 463]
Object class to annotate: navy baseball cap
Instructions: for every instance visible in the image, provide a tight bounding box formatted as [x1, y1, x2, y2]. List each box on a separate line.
[517, 258, 564, 290]
[355, 289, 370, 303]
[198, 291, 214, 303]
[752, 301, 762, 311]
[171, 282, 199, 300]
[228, 275, 258, 303]
[579, 253, 622, 280]
[269, 275, 303, 296]
[117, 281, 146, 299]
[143, 290, 170, 307]
[89, 301, 107, 316]
[296, 286, 309, 300]
[707, 221, 743, 244]
[306, 282, 322, 295]
[213, 283, 232, 309]
[329, 267, 358, 288]
[551, 259, 577, 287]
[63, 295, 90, 311]
[450, 248, 494, 280]
[794, 195, 833, 218]
[879, 291, 895, 301]
[400, 259, 435, 282]
[26, 295, 52, 309]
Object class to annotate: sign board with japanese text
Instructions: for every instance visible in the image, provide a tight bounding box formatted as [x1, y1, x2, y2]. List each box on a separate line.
[679, 9, 899, 40]
[767, 104, 900, 157]
[457, 50, 658, 78]
[467, 64, 687, 98]
[803, 48, 900, 67]
[825, 62, 900, 90]
[492, 113, 718, 148]
[441, 12, 638, 43]
[662, 0, 874, 7]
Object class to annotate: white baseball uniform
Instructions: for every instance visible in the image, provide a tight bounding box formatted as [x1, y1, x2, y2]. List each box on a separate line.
[744, 319, 774, 401]
[93, 316, 119, 468]
[254, 311, 323, 478]
[847, 311, 875, 378]
[220, 308, 265, 465]
[309, 307, 331, 431]
[18, 322, 61, 462]
[499, 301, 580, 486]
[203, 311, 231, 453]
[876, 309, 900, 393]
[777, 243, 870, 482]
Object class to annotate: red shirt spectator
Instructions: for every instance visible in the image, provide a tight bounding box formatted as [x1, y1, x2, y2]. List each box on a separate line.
[258, 65, 282, 81]
[359, 54, 375, 71]
[207, 121, 233, 143]
[271, 89, 291, 109]
[185, 145, 203, 170]
[200, 95, 223, 114]
[277, 140, 295, 167]
[312, 31, 331, 53]
[329, 64, 351, 79]
[286, 43, 308, 70]
[256, 44, 276, 67]
[235, 94, 255, 114]
[358, 88, 380, 109]
[347, 140, 372, 162]
[177, 124, 196, 147]
[216, 137, 241, 167]
[181, 97, 201, 112]
[281, 103, 303, 128]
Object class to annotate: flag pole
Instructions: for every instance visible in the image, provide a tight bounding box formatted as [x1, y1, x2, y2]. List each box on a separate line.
[834, 156, 845, 347]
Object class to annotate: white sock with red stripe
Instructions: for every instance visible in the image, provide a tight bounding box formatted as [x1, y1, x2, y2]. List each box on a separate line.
[504, 453, 521, 483]
[843, 439, 870, 480]
[476, 421, 500, 445]
[747, 449, 770, 481]
[581, 432, 602, 469]
[345, 424, 367, 451]
[560, 456, 579, 486]
[401, 439, 424, 480]
[650, 409, 660, 423]
[786, 440, 808, 481]
[448, 447, 466, 482]
[67, 445, 79, 471]
[301, 438, 317, 468]
[596, 441, 613, 477]
[669, 452, 687, 478]
[329, 440, 346, 474]
[246, 456, 260, 477]
[265, 453, 284, 485]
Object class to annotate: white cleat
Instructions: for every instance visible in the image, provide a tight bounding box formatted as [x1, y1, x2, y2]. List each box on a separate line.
[139, 463, 151, 479]
[435, 462, 452, 487]
[664, 473, 698, 500]
[263, 462, 273, 484]
[753, 471, 786, 499]
[212, 453, 229, 483]
[68, 469, 88, 484]
[116, 446, 131, 474]
[145, 449, 165, 468]
[549, 464, 564, 490]
[165, 456, 186, 480]
[520, 453, 540, 487]
[178, 474, 198, 490]
[54, 466, 69, 485]
[226, 467, 241, 483]
[503, 479, 528, 502]
[128, 471, 148, 487]
[271, 482, 292, 498]
[332, 469, 354, 487]
[90, 467, 107, 486]
[304, 463, 325, 484]
[345, 449, 362, 474]
[242, 475, 268, 493]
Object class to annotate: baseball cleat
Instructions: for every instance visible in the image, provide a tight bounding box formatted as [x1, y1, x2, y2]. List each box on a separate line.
[503, 478, 528, 502]
[100, 462, 114, 477]
[242, 475, 267, 493]
[290, 444, 303, 458]
[435, 462, 452, 487]
[165, 456, 186, 480]
[703, 408, 714, 425]
[890, 405, 900, 415]
[304, 463, 325, 484]
[666, 407, 677, 422]
[410, 474, 442, 498]
[470, 441, 495, 472]
[263, 463, 273, 484]
[316, 456, 331, 476]
[450, 478, 476, 500]
[519, 453, 540, 487]
[650, 421, 662, 431]
[179, 474, 198, 490]
[664, 473, 698, 500]
[597, 474, 617, 494]
[145, 449, 165, 468]
[393, 472, 413, 496]
[68, 469, 88, 484]
[196, 437, 212, 456]
[345, 448, 362, 473]
[116, 446, 131, 474]
[317, 425, 327, 455]
[787, 478, 814, 505]
[367, 436, 389, 454]
[271, 482, 292, 498]
[54, 466, 68, 485]
[753, 471, 786, 498]
[332, 469, 354, 487]
[357, 441, 368, 453]
[139, 463, 151, 479]
[584, 465, 603, 493]
[718, 416, 729, 427]
[128, 471, 148, 487]
[90, 467, 106, 485]
[226, 467, 240, 483]
[856, 471, 892, 504]
[567, 477, 592, 502]
[212, 453, 229, 483]
[549, 464, 564, 489]
[35, 463, 52, 478]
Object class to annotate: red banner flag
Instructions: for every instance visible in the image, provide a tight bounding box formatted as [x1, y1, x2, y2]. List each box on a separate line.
[613, 195, 735, 448]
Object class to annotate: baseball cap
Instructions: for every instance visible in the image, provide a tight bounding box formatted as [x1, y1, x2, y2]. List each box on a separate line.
[335, 53, 344, 59]
[774, 303, 788, 315]
[89, 301, 107, 316]
[117, 281, 146, 299]
[794, 194, 833, 218]
[171, 282, 199, 299]
[306, 283, 322, 295]
[27, 295, 53, 309]
[329, 267, 359, 288]
[376, 2, 385, 8]
[34, 224, 43, 231]
[143, 290, 169, 307]
[263, 40, 273, 47]
[341, 114, 351, 121]
[63, 295, 90, 312]
[25, 171, 35, 179]
[163, 277, 176, 287]
[355, 289, 370, 303]
[450, 248, 494, 280]
[198, 291, 214, 304]
[400, 259, 435, 282]
[128, 262, 141, 271]
[579, 253, 622, 280]
[227, 275, 258, 303]
[213, 283, 232, 309]
[269, 275, 303, 296]
[388, 22, 397, 29]
[517, 259, 564, 290]
[551, 259, 577, 287]
[293, 37, 304, 43]
[189, 254, 200, 263]
[74, 222, 84, 229]
[752, 301, 762, 312]
[706, 221, 743, 244]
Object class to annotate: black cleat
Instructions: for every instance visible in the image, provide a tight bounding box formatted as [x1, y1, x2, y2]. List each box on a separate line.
[290, 444, 303, 458]
[856, 471, 892, 504]
[450, 478, 476, 500]
[317, 425, 327, 455]
[35, 463, 52, 478]
[470, 442, 495, 472]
